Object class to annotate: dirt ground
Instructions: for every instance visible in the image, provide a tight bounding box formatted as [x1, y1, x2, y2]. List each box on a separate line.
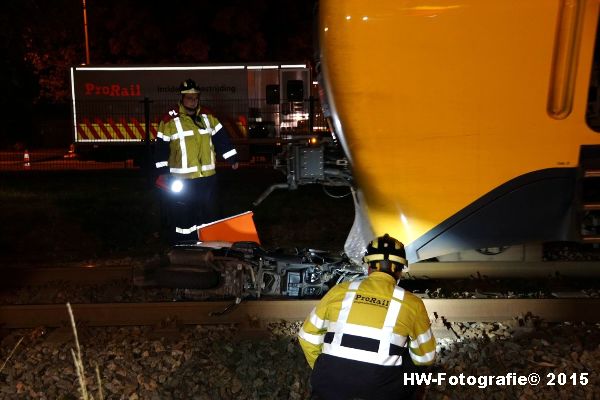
[0, 168, 355, 265]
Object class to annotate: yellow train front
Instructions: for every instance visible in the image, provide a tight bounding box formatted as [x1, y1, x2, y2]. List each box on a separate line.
[318, 0, 600, 262]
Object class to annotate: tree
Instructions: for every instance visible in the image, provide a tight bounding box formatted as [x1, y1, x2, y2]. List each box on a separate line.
[5, 0, 315, 104]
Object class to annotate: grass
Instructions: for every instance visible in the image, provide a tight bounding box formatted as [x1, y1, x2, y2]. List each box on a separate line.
[68, 303, 104, 400]
[0, 337, 24, 375]
[0, 168, 354, 264]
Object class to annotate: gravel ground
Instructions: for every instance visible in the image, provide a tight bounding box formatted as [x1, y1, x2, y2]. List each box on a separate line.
[0, 320, 598, 399]
[544, 242, 600, 262]
[1, 250, 599, 399]
[0, 279, 176, 305]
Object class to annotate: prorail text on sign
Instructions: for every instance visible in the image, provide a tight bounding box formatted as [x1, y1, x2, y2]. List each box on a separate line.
[84, 83, 141, 97]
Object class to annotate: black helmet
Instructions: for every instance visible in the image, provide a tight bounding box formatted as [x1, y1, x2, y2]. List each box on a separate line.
[179, 78, 200, 94]
[363, 234, 408, 273]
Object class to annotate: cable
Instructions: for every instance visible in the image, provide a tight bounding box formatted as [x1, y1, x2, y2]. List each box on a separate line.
[322, 184, 352, 199]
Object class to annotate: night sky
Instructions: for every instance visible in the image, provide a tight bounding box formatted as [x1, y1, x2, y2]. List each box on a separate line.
[3, 0, 315, 96]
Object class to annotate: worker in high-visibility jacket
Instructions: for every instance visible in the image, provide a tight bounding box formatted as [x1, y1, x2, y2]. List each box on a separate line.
[155, 78, 239, 244]
[298, 234, 436, 400]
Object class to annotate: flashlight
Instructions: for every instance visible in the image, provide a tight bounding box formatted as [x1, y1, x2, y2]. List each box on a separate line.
[170, 179, 184, 193]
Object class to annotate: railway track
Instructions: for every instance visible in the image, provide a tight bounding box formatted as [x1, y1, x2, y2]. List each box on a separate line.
[1, 298, 599, 329]
[2, 261, 600, 330]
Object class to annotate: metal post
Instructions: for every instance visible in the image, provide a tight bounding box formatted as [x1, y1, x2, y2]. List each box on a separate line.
[143, 97, 153, 181]
[144, 97, 151, 145]
[82, 0, 90, 64]
[309, 95, 315, 135]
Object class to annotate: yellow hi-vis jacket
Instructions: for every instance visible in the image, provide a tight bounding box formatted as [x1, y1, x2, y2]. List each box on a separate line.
[155, 104, 237, 179]
[298, 272, 436, 369]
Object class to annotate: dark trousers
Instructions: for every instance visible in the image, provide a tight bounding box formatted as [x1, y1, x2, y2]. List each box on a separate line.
[310, 353, 421, 400]
[166, 175, 220, 244]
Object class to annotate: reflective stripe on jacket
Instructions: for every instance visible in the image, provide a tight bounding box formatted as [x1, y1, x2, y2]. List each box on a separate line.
[298, 272, 436, 369]
[155, 104, 234, 179]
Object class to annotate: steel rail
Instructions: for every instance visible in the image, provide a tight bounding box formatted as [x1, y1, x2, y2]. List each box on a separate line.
[2, 261, 600, 288]
[1, 298, 599, 329]
[406, 261, 600, 279]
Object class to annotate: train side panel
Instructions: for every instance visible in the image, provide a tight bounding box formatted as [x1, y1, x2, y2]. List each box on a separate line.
[319, 0, 600, 261]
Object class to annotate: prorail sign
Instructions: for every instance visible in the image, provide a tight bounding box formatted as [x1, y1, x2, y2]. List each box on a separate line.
[70, 64, 311, 145]
[83, 83, 237, 97]
[84, 83, 142, 97]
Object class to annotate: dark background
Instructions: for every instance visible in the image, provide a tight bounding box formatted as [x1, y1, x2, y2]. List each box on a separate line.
[0, 0, 316, 149]
[0, 168, 355, 264]
[0, 0, 356, 265]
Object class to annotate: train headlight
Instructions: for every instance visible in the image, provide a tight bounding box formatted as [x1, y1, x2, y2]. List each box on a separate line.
[170, 179, 184, 193]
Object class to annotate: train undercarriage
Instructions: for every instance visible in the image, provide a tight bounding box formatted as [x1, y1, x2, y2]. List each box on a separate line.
[138, 241, 364, 301]
[145, 139, 600, 299]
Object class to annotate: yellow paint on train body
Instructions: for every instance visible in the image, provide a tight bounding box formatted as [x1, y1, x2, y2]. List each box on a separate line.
[319, 0, 600, 250]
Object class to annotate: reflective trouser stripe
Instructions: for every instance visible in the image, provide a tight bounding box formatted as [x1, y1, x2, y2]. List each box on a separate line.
[175, 225, 198, 234]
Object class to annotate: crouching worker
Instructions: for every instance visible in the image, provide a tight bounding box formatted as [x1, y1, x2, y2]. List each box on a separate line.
[298, 234, 436, 400]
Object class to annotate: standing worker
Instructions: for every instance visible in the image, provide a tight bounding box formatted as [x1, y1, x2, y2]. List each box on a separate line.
[155, 78, 239, 244]
[298, 234, 436, 400]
